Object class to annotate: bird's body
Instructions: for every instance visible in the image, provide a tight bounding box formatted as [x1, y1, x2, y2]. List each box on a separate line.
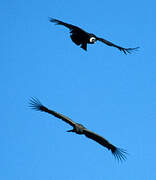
[67, 123, 86, 134]
[49, 17, 139, 54]
[29, 98, 127, 162]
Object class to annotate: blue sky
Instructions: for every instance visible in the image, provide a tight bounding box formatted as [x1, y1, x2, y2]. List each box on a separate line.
[1, 0, 156, 179]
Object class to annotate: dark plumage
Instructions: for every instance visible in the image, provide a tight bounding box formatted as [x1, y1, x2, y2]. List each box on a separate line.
[49, 17, 139, 54]
[29, 97, 127, 162]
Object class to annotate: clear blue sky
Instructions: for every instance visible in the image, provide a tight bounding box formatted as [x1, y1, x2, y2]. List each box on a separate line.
[1, 0, 155, 179]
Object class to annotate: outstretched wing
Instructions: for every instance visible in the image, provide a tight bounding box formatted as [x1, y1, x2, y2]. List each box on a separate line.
[29, 97, 76, 127]
[83, 129, 127, 162]
[49, 17, 85, 33]
[96, 37, 139, 55]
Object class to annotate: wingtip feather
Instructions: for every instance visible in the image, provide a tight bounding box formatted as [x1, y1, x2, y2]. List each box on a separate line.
[29, 97, 43, 111]
[48, 17, 61, 25]
[124, 46, 140, 54]
[112, 148, 127, 162]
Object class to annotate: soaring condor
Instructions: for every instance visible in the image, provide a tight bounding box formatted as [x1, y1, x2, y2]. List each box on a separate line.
[29, 98, 127, 162]
[49, 17, 139, 54]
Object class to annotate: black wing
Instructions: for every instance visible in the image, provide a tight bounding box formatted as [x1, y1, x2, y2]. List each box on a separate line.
[49, 17, 86, 33]
[83, 129, 127, 162]
[29, 97, 76, 127]
[96, 37, 139, 55]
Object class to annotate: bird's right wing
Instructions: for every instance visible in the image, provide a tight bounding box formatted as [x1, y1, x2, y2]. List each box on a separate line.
[29, 97, 76, 127]
[96, 37, 139, 55]
[83, 129, 127, 162]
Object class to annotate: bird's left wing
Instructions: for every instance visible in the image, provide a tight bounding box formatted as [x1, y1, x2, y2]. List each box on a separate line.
[83, 129, 127, 161]
[29, 97, 76, 127]
[49, 17, 84, 33]
[96, 37, 139, 55]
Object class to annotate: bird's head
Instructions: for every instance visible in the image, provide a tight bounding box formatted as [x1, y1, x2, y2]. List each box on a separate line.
[89, 34, 97, 44]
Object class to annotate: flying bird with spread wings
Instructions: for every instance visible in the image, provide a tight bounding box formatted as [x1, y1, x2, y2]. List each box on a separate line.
[29, 98, 127, 162]
[49, 17, 139, 54]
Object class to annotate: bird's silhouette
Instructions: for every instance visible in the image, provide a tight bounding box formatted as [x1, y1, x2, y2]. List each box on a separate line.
[29, 97, 127, 162]
[49, 17, 139, 54]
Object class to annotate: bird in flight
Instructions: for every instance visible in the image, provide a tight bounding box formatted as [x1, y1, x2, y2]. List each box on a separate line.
[29, 97, 127, 162]
[49, 17, 139, 54]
